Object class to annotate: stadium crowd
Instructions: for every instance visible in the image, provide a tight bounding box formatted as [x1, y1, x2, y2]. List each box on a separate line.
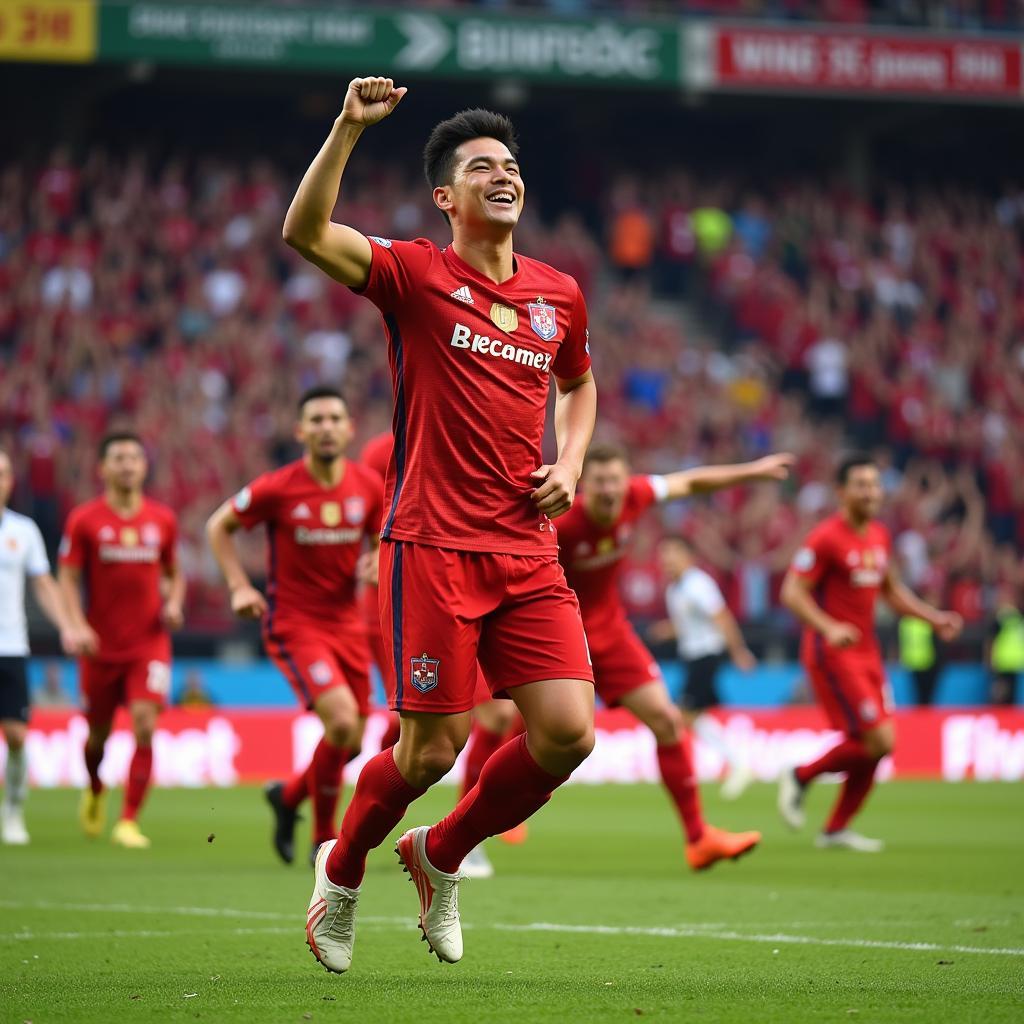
[1, 147, 1021, 637]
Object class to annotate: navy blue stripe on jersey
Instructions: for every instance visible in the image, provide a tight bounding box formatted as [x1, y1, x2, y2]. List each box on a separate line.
[382, 314, 407, 539]
[813, 633, 859, 735]
[391, 541, 405, 711]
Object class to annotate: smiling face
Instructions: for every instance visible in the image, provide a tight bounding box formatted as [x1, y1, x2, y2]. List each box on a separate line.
[434, 137, 524, 235]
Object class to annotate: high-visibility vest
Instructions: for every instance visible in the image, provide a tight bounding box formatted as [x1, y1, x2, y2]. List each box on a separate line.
[899, 616, 935, 671]
[992, 609, 1024, 673]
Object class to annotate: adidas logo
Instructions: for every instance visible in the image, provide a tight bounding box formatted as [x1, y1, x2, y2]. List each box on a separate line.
[450, 285, 474, 305]
[291, 503, 312, 520]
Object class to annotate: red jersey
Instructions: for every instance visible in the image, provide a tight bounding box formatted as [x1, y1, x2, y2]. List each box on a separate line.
[791, 513, 892, 660]
[232, 459, 383, 630]
[556, 476, 665, 631]
[360, 432, 394, 499]
[357, 237, 591, 555]
[59, 496, 178, 662]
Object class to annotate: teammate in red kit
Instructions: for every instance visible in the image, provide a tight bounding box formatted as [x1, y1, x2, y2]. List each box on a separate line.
[207, 388, 383, 866]
[557, 443, 793, 870]
[779, 453, 963, 851]
[284, 79, 597, 972]
[58, 432, 185, 849]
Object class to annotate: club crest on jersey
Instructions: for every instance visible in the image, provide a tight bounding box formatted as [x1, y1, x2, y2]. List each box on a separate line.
[120, 527, 138, 548]
[344, 496, 365, 524]
[528, 302, 558, 341]
[141, 523, 161, 547]
[410, 653, 439, 694]
[490, 302, 519, 334]
[320, 502, 341, 527]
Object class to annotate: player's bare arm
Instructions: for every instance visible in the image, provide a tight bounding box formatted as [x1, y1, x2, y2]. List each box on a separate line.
[531, 369, 597, 519]
[355, 534, 381, 587]
[661, 452, 795, 502]
[283, 76, 407, 288]
[31, 573, 83, 656]
[206, 501, 268, 620]
[781, 571, 860, 649]
[55, 563, 99, 655]
[161, 563, 186, 632]
[881, 563, 963, 642]
[713, 607, 757, 670]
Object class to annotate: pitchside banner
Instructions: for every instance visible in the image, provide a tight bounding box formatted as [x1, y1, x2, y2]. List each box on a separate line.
[8, 707, 1024, 787]
[687, 23, 1024, 100]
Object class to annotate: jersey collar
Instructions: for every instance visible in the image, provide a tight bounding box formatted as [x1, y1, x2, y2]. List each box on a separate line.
[442, 244, 522, 289]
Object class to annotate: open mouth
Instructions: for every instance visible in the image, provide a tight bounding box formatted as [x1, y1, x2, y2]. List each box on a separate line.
[486, 190, 516, 207]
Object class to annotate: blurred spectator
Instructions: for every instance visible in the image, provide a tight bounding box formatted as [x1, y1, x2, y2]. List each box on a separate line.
[32, 663, 74, 709]
[177, 669, 216, 710]
[989, 586, 1024, 706]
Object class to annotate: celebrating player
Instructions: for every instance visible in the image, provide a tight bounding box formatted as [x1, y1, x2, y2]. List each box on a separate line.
[207, 388, 383, 867]
[557, 444, 793, 869]
[284, 78, 597, 972]
[0, 449, 84, 845]
[778, 453, 963, 851]
[656, 535, 759, 800]
[58, 433, 184, 849]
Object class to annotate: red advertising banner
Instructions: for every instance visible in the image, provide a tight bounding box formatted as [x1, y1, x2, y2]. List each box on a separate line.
[709, 26, 1023, 99]
[9, 707, 1024, 786]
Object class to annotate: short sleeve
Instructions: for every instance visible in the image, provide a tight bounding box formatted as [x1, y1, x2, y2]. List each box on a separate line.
[232, 473, 278, 531]
[25, 520, 50, 577]
[551, 282, 592, 380]
[690, 572, 726, 616]
[629, 476, 663, 513]
[355, 237, 436, 312]
[58, 508, 87, 569]
[791, 526, 830, 587]
[161, 511, 178, 571]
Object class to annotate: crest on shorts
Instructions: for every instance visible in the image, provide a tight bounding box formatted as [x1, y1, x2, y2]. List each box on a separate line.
[320, 502, 341, 527]
[860, 699, 878, 723]
[344, 496, 366, 525]
[120, 527, 138, 547]
[309, 660, 334, 686]
[528, 302, 558, 342]
[410, 653, 440, 694]
[490, 302, 519, 334]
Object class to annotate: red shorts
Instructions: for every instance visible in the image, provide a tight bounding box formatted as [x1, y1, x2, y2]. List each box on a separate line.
[804, 646, 892, 737]
[80, 638, 171, 728]
[588, 620, 662, 708]
[379, 541, 594, 713]
[360, 584, 388, 676]
[264, 621, 372, 715]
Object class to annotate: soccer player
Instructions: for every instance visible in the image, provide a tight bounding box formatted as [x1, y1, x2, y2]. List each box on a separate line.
[58, 433, 184, 849]
[656, 535, 759, 799]
[206, 388, 383, 866]
[284, 79, 597, 972]
[0, 449, 84, 845]
[557, 444, 793, 869]
[778, 453, 963, 851]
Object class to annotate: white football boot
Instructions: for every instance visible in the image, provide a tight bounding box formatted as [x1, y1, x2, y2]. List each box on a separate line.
[815, 829, 884, 853]
[395, 825, 464, 963]
[777, 767, 807, 830]
[460, 845, 495, 880]
[721, 761, 754, 801]
[1, 805, 29, 845]
[306, 840, 360, 974]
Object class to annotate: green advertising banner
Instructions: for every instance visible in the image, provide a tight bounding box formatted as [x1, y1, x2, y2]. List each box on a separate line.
[97, 3, 682, 86]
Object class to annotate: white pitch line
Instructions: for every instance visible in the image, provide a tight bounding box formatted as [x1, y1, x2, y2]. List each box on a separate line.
[2, 901, 1021, 958]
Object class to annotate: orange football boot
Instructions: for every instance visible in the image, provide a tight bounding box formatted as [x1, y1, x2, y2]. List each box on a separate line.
[685, 824, 761, 871]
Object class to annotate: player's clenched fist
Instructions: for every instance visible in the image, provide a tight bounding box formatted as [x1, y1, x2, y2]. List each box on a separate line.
[530, 462, 578, 519]
[339, 77, 407, 129]
[230, 583, 268, 620]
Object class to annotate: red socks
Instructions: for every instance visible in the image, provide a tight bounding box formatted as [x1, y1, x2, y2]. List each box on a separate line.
[426, 734, 567, 874]
[282, 738, 349, 845]
[795, 738, 872, 785]
[379, 714, 401, 752]
[84, 741, 104, 796]
[459, 721, 505, 801]
[825, 760, 879, 833]
[326, 747, 425, 889]
[122, 744, 153, 821]
[656, 740, 705, 845]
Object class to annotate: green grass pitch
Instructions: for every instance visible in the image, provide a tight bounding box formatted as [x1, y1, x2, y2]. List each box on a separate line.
[2, 781, 1022, 1023]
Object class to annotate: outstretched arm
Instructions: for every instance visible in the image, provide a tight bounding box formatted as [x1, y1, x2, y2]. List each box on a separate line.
[531, 369, 597, 519]
[283, 76, 407, 288]
[659, 453, 794, 502]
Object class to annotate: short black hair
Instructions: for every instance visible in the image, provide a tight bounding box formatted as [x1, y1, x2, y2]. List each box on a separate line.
[423, 108, 519, 190]
[836, 452, 877, 485]
[298, 386, 346, 414]
[583, 443, 630, 470]
[98, 431, 144, 460]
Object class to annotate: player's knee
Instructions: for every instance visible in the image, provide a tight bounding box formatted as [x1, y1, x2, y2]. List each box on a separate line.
[645, 706, 683, 746]
[863, 726, 894, 760]
[538, 720, 594, 766]
[400, 739, 459, 787]
[3, 722, 26, 749]
[323, 712, 359, 749]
